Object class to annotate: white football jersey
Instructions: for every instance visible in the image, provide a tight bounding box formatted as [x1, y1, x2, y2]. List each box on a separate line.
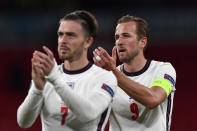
[17, 63, 117, 131]
[109, 60, 176, 131]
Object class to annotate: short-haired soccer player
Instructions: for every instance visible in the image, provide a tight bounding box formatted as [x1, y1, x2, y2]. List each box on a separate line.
[17, 10, 117, 131]
[93, 15, 176, 131]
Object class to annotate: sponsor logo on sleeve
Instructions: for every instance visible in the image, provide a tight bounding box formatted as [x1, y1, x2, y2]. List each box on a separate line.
[101, 83, 114, 97]
[164, 74, 175, 86]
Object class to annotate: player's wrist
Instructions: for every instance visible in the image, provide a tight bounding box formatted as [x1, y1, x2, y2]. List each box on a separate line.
[111, 67, 118, 74]
[45, 59, 61, 83]
[31, 80, 44, 95]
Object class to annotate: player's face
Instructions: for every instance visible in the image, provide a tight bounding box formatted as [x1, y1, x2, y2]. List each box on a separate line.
[57, 20, 88, 62]
[115, 21, 141, 63]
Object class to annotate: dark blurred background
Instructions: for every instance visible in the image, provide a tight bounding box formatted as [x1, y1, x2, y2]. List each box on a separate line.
[0, 0, 197, 131]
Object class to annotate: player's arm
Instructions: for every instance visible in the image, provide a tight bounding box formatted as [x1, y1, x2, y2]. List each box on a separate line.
[33, 46, 117, 122]
[17, 55, 46, 128]
[111, 68, 171, 109]
[93, 47, 176, 109]
[17, 81, 44, 128]
[46, 64, 117, 122]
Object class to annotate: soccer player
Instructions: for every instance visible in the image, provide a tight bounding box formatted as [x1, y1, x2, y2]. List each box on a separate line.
[17, 10, 117, 131]
[93, 15, 176, 131]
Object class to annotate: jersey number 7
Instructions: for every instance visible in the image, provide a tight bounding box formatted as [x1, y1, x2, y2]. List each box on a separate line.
[61, 107, 68, 125]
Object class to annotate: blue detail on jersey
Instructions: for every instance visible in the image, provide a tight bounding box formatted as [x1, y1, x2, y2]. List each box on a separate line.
[97, 108, 108, 131]
[164, 74, 175, 86]
[66, 82, 75, 89]
[166, 94, 172, 131]
[129, 97, 133, 103]
[101, 83, 114, 97]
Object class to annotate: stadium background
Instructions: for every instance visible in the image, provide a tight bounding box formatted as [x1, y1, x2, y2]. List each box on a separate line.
[0, 0, 197, 130]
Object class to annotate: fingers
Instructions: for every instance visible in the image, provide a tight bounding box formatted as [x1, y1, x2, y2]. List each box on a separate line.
[93, 46, 117, 71]
[93, 46, 115, 71]
[93, 50, 102, 66]
[32, 46, 55, 75]
[98, 47, 111, 60]
[33, 46, 54, 67]
[94, 47, 111, 62]
[42, 46, 54, 60]
[93, 55, 103, 67]
[31, 58, 37, 73]
[31, 55, 41, 69]
[31, 57, 44, 76]
[32, 50, 53, 74]
[32, 55, 45, 71]
[34, 50, 51, 63]
[33, 51, 50, 69]
[93, 48, 110, 67]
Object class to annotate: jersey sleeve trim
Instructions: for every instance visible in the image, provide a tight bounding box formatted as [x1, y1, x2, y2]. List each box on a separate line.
[101, 83, 114, 97]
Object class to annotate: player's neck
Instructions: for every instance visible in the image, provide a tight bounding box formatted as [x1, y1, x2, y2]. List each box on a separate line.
[64, 56, 89, 71]
[123, 53, 147, 73]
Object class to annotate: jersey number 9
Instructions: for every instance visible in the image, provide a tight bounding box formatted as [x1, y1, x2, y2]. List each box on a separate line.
[130, 103, 139, 120]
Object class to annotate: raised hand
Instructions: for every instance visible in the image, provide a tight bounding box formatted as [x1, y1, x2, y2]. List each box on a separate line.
[31, 56, 46, 90]
[93, 46, 117, 71]
[32, 46, 55, 76]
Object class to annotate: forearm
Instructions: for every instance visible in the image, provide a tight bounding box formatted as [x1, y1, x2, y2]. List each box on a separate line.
[17, 81, 44, 128]
[46, 63, 112, 122]
[112, 68, 158, 108]
[53, 77, 110, 122]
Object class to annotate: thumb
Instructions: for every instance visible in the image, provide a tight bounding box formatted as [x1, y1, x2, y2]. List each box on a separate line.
[31, 58, 37, 74]
[112, 46, 117, 61]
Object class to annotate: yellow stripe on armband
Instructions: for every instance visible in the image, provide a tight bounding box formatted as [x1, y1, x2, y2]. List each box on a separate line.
[151, 78, 172, 97]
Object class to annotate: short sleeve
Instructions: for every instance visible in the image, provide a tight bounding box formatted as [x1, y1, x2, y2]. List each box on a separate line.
[155, 62, 176, 91]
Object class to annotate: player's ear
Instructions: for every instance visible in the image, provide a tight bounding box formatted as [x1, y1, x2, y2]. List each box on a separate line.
[84, 36, 93, 49]
[139, 37, 147, 50]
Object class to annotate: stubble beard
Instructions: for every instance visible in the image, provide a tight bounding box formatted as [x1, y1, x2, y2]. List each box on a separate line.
[58, 46, 72, 61]
[119, 49, 139, 63]
[59, 53, 72, 61]
[58, 46, 84, 62]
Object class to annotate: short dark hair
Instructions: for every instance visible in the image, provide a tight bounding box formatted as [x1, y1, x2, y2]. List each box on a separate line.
[60, 10, 98, 41]
[117, 15, 149, 41]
